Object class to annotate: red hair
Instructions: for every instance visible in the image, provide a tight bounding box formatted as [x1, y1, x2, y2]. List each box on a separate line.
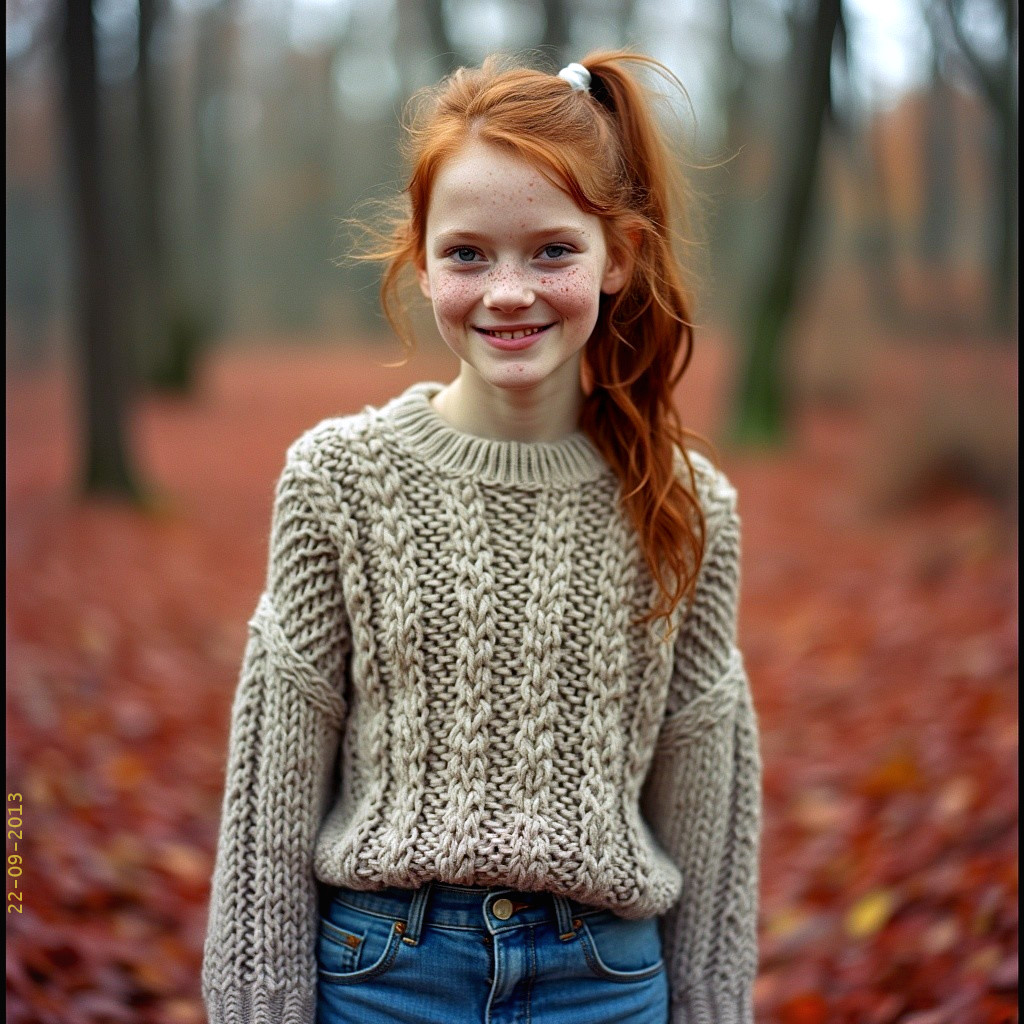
[352, 49, 714, 637]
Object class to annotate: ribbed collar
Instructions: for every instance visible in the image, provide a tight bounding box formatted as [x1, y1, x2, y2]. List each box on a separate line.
[383, 381, 611, 488]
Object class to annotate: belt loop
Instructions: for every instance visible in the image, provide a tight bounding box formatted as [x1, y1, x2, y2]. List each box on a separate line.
[402, 881, 433, 946]
[552, 894, 578, 941]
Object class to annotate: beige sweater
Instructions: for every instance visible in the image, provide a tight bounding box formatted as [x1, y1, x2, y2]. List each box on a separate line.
[201, 380, 761, 1024]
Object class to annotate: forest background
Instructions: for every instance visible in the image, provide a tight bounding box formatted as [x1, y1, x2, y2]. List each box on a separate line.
[5, 0, 1018, 1021]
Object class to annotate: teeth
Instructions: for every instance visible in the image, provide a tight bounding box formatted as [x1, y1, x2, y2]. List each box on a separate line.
[485, 326, 546, 340]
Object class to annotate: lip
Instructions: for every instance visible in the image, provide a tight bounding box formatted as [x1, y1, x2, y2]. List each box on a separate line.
[474, 323, 555, 351]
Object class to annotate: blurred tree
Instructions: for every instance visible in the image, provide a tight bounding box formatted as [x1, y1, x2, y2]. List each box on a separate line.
[729, 0, 844, 445]
[919, 16, 957, 266]
[854, 119, 905, 326]
[708, 0, 784, 327]
[616, 0, 639, 43]
[540, 0, 570, 64]
[6, 2, 62, 367]
[423, 0, 464, 75]
[136, 0, 204, 391]
[136, 0, 203, 393]
[60, 0, 142, 497]
[937, 0, 1017, 328]
[188, 0, 237, 353]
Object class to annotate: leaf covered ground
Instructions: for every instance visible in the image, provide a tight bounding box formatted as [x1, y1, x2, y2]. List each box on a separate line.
[5, 340, 1018, 1023]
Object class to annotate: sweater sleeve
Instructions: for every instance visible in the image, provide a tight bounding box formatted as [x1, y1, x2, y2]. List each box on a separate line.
[640, 483, 762, 1024]
[201, 443, 350, 1024]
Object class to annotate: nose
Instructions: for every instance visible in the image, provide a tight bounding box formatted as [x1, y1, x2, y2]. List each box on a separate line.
[483, 267, 534, 312]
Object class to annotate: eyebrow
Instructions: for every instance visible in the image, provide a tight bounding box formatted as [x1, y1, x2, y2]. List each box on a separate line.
[433, 226, 588, 247]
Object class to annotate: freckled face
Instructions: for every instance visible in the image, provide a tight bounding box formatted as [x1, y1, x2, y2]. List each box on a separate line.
[417, 139, 628, 394]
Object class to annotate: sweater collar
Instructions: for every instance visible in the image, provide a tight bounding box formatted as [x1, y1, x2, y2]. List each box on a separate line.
[384, 381, 612, 488]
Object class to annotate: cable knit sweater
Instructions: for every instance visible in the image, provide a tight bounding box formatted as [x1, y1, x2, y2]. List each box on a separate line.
[201, 379, 761, 1024]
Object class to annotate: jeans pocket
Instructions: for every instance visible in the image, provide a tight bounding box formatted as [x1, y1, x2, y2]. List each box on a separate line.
[316, 899, 405, 986]
[578, 911, 665, 983]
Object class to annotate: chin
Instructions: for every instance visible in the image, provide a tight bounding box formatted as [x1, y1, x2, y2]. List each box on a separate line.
[482, 362, 554, 390]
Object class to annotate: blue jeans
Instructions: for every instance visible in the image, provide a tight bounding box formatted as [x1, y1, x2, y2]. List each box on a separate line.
[315, 881, 669, 1024]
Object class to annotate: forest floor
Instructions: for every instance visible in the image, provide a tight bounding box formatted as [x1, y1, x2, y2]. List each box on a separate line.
[5, 335, 1018, 1024]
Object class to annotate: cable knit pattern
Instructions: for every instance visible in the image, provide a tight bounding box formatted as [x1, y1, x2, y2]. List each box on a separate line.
[201, 380, 761, 1023]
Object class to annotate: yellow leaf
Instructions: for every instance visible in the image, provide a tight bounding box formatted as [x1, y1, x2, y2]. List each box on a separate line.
[845, 889, 895, 938]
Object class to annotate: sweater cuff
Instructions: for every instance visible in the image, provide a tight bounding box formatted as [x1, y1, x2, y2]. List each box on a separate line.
[203, 982, 315, 1024]
[671, 978, 754, 1024]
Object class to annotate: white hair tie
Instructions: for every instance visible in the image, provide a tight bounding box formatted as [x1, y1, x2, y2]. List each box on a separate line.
[557, 62, 591, 94]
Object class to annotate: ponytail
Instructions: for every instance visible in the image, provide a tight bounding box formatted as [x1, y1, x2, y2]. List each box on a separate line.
[577, 51, 710, 639]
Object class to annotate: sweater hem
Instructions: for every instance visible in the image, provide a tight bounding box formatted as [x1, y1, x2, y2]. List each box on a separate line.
[670, 978, 754, 1024]
[203, 982, 315, 1024]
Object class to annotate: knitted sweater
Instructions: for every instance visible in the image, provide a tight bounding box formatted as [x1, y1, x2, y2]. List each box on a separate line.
[201, 380, 761, 1024]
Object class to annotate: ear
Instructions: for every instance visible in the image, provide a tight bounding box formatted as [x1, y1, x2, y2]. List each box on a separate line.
[600, 229, 639, 295]
[600, 245, 632, 296]
[417, 263, 431, 300]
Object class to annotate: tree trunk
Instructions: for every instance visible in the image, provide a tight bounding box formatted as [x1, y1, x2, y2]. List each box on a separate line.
[980, 0, 1016, 330]
[856, 114, 904, 326]
[989, 20, 1017, 329]
[164, 0, 236, 374]
[919, 69, 956, 265]
[541, 0, 570, 65]
[616, 0, 638, 44]
[60, 0, 142, 498]
[423, 0, 461, 76]
[942, 0, 1018, 329]
[730, 0, 843, 445]
[136, 0, 191, 391]
[708, 0, 754, 327]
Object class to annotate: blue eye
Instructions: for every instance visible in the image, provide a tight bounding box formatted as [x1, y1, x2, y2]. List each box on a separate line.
[451, 247, 479, 263]
[542, 245, 571, 259]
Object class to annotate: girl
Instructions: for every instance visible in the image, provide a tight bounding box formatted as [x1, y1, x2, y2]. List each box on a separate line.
[202, 50, 761, 1024]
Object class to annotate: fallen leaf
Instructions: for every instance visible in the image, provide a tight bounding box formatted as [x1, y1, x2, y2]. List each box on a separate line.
[845, 889, 896, 939]
[779, 992, 829, 1024]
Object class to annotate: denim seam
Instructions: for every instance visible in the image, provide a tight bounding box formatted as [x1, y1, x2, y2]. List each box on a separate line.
[317, 921, 404, 986]
[330, 898, 607, 932]
[578, 921, 666, 983]
[525, 925, 537, 1024]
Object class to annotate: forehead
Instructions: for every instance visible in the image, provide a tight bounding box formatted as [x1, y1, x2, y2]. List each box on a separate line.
[426, 139, 596, 234]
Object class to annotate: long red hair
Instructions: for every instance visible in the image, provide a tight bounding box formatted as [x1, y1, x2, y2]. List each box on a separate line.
[352, 49, 714, 638]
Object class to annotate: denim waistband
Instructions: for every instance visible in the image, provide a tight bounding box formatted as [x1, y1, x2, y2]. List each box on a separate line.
[323, 881, 607, 943]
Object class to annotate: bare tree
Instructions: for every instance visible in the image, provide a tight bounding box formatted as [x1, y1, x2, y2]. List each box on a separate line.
[540, 0, 570, 65]
[729, 0, 844, 444]
[191, 0, 237, 349]
[616, 0, 639, 44]
[918, 15, 957, 266]
[136, 0, 184, 390]
[707, 0, 760, 321]
[423, 0, 464, 76]
[60, 0, 142, 497]
[936, 0, 1017, 327]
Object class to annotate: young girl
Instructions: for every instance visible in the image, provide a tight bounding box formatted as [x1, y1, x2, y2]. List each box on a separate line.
[202, 50, 761, 1024]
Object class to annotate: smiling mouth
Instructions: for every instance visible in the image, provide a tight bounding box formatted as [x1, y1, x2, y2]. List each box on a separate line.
[475, 324, 555, 340]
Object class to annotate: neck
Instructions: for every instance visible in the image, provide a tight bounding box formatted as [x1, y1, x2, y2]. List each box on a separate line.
[432, 358, 586, 443]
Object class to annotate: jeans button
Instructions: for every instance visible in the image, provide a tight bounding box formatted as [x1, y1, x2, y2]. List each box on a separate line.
[492, 898, 513, 920]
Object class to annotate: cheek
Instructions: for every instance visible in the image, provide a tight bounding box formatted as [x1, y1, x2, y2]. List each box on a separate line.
[545, 267, 601, 320]
[428, 273, 479, 325]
